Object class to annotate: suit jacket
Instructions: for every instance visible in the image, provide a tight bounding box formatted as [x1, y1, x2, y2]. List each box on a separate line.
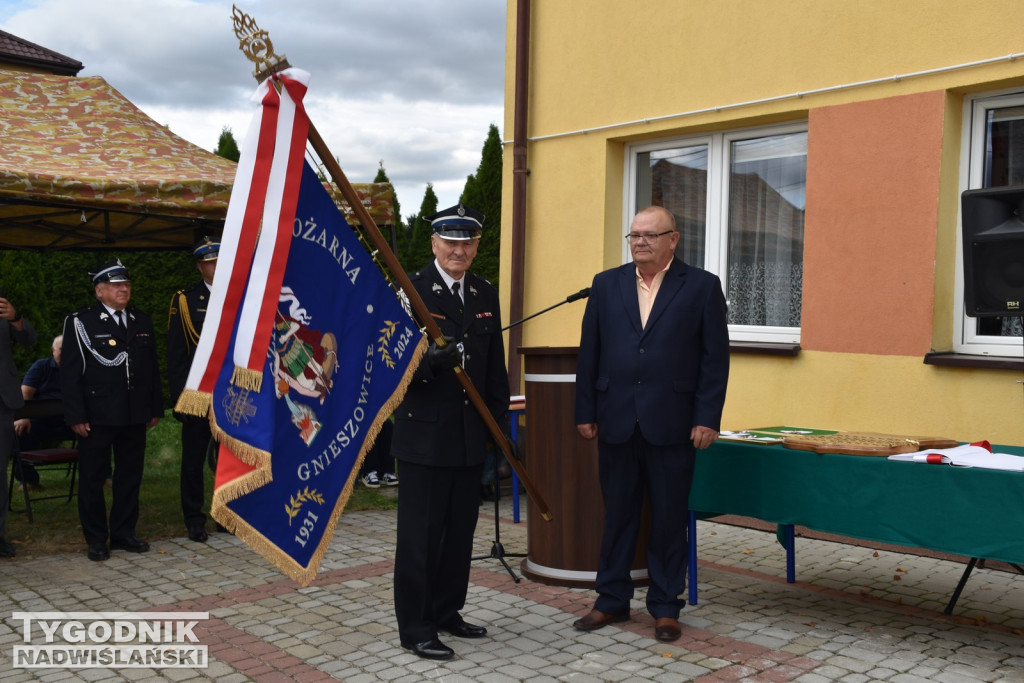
[391, 263, 509, 467]
[575, 257, 730, 446]
[0, 317, 37, 411]
[61, 303, 163, 427]
[167, 281, 210, 406]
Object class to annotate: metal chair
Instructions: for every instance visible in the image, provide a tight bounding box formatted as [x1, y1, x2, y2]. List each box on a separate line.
[8, 445, 78, 523]
[8, 398, 78, 522]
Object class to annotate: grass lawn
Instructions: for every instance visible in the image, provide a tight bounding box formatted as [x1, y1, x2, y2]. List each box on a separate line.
[5, 410, 397, 559]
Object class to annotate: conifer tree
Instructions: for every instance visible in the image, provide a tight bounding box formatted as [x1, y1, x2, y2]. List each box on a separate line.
[459, 124, 502, 287]
[373, 161, 404, 258]
[214, 127, 240, 162]
[407, 184, 439, 272]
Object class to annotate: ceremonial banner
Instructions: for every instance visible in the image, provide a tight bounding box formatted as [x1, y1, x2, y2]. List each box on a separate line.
[178, 67, 311, 416]
[210, 160, 426, 584]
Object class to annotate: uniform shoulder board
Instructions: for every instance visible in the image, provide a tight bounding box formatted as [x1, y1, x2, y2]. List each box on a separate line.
[409, 270, 424, 282]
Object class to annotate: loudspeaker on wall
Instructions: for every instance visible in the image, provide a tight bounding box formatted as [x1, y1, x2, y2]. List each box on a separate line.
[960, 185, 1024, 317]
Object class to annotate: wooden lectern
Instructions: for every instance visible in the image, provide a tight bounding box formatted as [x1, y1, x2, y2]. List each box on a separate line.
[518, 347, 649, 587]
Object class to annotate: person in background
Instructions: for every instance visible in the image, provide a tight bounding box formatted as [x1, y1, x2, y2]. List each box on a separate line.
[61, 258, 163, 562]
[167, 237, 219, 542]
[0, 289, 36, 557]
[574, 205, 730, 642]
[359, 418, 397, 488]
[391, 204, 509, 661]
[13, 335, 74, 487]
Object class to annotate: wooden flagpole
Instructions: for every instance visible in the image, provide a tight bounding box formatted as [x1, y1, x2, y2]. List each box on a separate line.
[231, 6, 552, 521]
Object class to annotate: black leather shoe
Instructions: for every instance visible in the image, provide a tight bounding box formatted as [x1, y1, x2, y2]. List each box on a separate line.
[401, 638, 454, 660]
[188, 526, 209, 543]
[0, 538, 15, 558]
[110, 537, 150, 553]
[439, 620, 487, 639]
[87, 544, 110, 562]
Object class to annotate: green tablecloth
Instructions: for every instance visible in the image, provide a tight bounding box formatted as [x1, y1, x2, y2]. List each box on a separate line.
[691, 440, 1024, 565]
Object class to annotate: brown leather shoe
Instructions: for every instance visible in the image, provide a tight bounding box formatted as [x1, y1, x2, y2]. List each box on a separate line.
[573, 608, 629, 632]
[654, 617, 682, 642]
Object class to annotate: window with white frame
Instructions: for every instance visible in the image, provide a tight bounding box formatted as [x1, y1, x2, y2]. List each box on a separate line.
[957, 91, 1024, 356]
[627, 124, 807, 344]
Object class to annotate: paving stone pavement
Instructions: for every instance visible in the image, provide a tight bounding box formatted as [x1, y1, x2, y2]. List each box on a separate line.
[0, 497, 1022, 681]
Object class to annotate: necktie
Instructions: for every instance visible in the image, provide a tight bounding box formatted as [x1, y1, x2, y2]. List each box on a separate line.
[452, 282, 463, 314]
[117, 311, 126, 328]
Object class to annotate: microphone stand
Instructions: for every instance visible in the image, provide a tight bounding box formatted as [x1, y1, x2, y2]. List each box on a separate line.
[502, 288, 590, 331]
[473, 439, 525, 582]
[474, 287, 590, 581]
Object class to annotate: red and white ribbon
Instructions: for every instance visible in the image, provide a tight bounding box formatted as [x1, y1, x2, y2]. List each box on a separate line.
[178, 67, 311, 411]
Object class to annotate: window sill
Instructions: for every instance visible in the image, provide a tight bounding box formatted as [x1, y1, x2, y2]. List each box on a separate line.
[923, 352, 1024, 371]
[730, 342, 801, 356]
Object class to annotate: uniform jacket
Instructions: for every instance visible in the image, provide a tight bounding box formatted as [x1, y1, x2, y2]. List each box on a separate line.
[391, 263, 509, 467]
[0, 317, 36, 411]
[575, 257, 730, 446]
[166, 281, 210, 406]
[61, 303, 163, 427]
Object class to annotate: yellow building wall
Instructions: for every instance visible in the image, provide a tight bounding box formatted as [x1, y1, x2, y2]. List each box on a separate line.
[501, 0, 1024, 444]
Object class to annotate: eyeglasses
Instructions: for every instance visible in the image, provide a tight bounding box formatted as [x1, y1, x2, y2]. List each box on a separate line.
[625, 230, 675, 245]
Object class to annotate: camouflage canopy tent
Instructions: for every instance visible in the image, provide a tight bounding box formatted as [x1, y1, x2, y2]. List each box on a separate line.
[0, 70, 394, 251]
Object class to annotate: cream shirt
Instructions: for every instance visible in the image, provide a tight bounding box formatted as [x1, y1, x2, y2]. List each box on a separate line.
[636, 260, 672, 328]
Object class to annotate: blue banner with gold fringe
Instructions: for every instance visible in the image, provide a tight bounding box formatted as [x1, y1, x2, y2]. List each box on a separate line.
[210, 160, 425, 585]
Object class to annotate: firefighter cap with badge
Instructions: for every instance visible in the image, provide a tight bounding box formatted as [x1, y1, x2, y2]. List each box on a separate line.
[192, 236, 220, 261]
[90, 257, 131, 285]
[426, 204, 484, 241]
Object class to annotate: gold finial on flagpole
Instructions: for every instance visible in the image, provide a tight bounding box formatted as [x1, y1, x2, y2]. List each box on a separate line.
[232, 5, 291, 82]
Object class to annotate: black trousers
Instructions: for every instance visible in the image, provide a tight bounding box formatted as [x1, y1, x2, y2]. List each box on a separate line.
[0, 406, 13, 534]
[594, 425, 695, 619]
[179, 415, 211, 527]
[393, 460, 482, 644]
[77, 423, 146, 546]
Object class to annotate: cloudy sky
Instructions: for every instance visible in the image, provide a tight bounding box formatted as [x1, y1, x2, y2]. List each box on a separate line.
[0, 0, 507, 215]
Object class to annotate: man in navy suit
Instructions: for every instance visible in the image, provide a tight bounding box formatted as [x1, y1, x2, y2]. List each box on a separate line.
[574, 205, 730, 642]
[391, 204, 509, 660]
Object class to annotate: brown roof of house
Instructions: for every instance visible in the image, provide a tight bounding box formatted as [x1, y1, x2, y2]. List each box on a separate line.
[0, 29, 82, 76]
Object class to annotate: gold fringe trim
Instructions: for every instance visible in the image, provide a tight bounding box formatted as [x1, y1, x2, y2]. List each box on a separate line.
[209, 333, 428, 587]
[174, 389, 212, 418]
[231, 365, 264, 392]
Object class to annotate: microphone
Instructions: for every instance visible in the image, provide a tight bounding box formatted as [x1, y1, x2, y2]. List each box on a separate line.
[565, 288, 590, 303]
[503, 286, 591, 331]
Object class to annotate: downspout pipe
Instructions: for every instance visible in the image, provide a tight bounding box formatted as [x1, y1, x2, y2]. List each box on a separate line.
[507, 0, 530, 395]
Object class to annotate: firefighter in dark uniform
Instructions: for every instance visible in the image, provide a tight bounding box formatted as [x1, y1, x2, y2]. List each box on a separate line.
[391, 204, 510, 661]
[61, 258, 163, 562]
[167, 237, 219, 542]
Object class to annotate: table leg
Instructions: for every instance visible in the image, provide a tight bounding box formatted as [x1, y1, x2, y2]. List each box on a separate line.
[785, 524, 795, 583]
[688, 510, 698, 605]
[944, 557, 980, 615]
[510, 416, 520, 523]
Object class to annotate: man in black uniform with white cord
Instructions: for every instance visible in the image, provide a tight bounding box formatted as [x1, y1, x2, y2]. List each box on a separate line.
[62, 258, 163, 562]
